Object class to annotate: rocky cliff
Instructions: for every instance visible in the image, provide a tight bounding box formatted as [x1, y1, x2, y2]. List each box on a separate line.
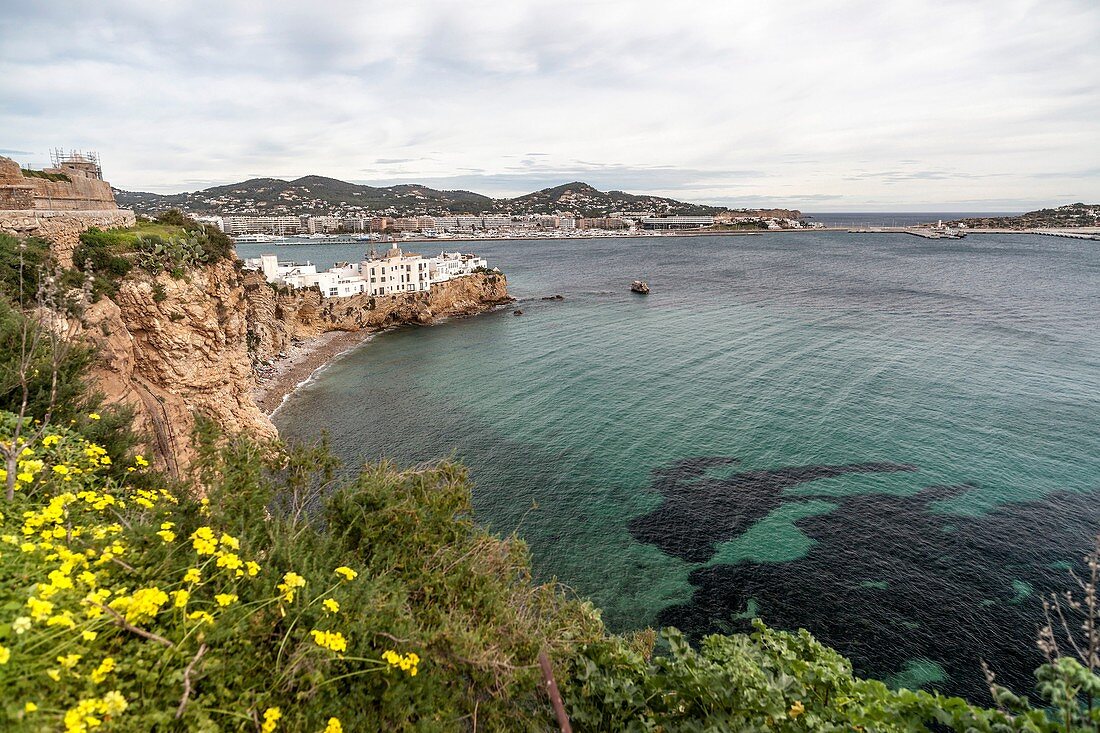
[74, 262, 509, 475]
[73, 260, 278, 475]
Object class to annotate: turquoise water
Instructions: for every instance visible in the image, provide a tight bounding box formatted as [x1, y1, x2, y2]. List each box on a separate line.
[264, 232, 1100, 699]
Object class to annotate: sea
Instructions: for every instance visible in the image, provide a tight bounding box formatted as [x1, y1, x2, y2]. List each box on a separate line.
[236, 224, 1100, 702]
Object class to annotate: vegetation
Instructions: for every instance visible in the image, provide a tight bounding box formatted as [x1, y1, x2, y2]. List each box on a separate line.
[2, 230, 1100, 730]
[20, 168, 70, 182]
[72, 210, 235, 296]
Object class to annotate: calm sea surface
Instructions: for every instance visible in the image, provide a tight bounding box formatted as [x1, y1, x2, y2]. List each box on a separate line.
[242, 231, 1100, 700]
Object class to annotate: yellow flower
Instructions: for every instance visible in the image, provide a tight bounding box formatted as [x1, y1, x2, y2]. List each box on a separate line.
[321, 718, 343, 733]
[323, 598, 340, 614]
[102, 690, 127, 715]
[789, 700, 805, 718]
[133, 454, 149, 467]
[88, 412, 101, 421]
[262, 706, 282, 733]
[24, 702, 37, 713]
[219, 532, 240, 550]
[157, 529, 177, 543]
[58, 653, 82, 669]
[172, 589, 190, 608]
[46, 669, 61, 682]
[91, 657, 115, 683]
[246, 561, 261, 577]
[188, 610, 214, 626]
[216, 551, 242, 570]
[190, 527, 217, 555]
[0, 645, 10, 665]
[183, 568, 202, 584]
[82, 630, 98, 641]
[215, 593, 238, 607]
[277, 571, 306, 602]
[43, 434, 61, 447]
[52, 464, 70, 475]
[382, 649, 420, 676]
[334, 566, 357, 581]
[310, 629, 348, 653]
[121, 587, 169, 623]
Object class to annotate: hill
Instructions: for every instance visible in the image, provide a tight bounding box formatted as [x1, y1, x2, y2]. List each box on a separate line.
[954, 203, 1100, 229]
[115, 176, 755, 218]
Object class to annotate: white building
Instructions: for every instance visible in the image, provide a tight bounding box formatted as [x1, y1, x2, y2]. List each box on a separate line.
[223, 216, 303, 235]
[361, 245, 431, 296]
[244, 246, 489, 299]
[639, 216, 714, 230]
[427, 251, 488, 282]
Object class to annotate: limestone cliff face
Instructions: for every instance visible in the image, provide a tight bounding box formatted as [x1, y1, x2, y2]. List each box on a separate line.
[244, 271, 512, 364]
[76, 265, 509, 474]
[77, 260, 277, 475]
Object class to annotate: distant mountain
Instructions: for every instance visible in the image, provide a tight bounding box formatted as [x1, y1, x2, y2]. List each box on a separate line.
[497, 181, 725, 217]
[953, 203, 1100, 229]
[115, 176, 755, 219]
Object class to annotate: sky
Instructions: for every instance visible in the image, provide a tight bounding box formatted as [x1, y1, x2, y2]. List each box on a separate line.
[1, 0, 1098, 212]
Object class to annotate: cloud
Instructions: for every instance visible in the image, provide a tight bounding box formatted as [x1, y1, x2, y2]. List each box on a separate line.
[2, 0, 1097, 209]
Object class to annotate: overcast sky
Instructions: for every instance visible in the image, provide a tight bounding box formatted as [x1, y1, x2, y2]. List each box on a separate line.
[2, 0, 1098, 211]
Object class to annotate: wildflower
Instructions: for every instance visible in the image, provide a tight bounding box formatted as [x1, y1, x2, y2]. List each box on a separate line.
[0, 645, 9, 665]
[17, 472, 33, 483]
[219, 532, 240, 549]
[88, 412, 101, 420]
[183, 568, 202, 584]
[24, 702, 37, 713]
[47, 669, 61, 682]
[157, 529, 176, 543]
[246, 560, 261, 577]
[310, 629, 348, 654]
[382, 649, 420, 676]
[82, 630, 98, 641]
[121, 587, 169, 623]
[27, 596, 54, 620]
[261, 707, 282, 733]
[172, 589, 190, 608]
[91, 657, 115, 683]
[78, 570, 98, 587]
[190, 527, 217, 555]
[322, 718, 343, 733]
[58, 653, 82, 669]
[216, 551, 242, 570]
[134, 454, 149, 467]
[323, 598, 340, 614]
[334, 566, 357, 581]
[102, 690, 128, 715]
[215, 593, 238, 607]
[52, 464, 70, 475]
[43, 434, 61, 447]
[277, 571, 306, 602]
[188, 610, 214, 626]
[12, 616, 31, 634]
[789, 700, 805, 718]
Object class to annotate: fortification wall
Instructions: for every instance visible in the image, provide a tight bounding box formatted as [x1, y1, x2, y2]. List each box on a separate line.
[31, 175, 117, 211]
[0, 209, 137, 267]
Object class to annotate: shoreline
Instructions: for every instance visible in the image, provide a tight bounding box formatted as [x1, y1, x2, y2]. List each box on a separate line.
[253, 329, 374, 416]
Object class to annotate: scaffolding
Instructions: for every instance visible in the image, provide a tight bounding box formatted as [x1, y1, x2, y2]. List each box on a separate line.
[49, 148, 103, 179]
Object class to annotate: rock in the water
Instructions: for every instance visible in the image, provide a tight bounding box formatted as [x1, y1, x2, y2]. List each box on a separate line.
[513, 309, 524, 316]
[541, 294, 565, 301]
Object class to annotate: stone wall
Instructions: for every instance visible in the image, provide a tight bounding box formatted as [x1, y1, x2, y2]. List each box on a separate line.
[32, 175, 118, 211]
[0, 154, 119, 213]
[0, 208, 136, 267]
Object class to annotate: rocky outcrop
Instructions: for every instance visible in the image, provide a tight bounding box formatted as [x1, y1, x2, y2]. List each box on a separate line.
[0, 209, 136, 267]
[244, 271, 513, 364]
[74, 260, 277, 475]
